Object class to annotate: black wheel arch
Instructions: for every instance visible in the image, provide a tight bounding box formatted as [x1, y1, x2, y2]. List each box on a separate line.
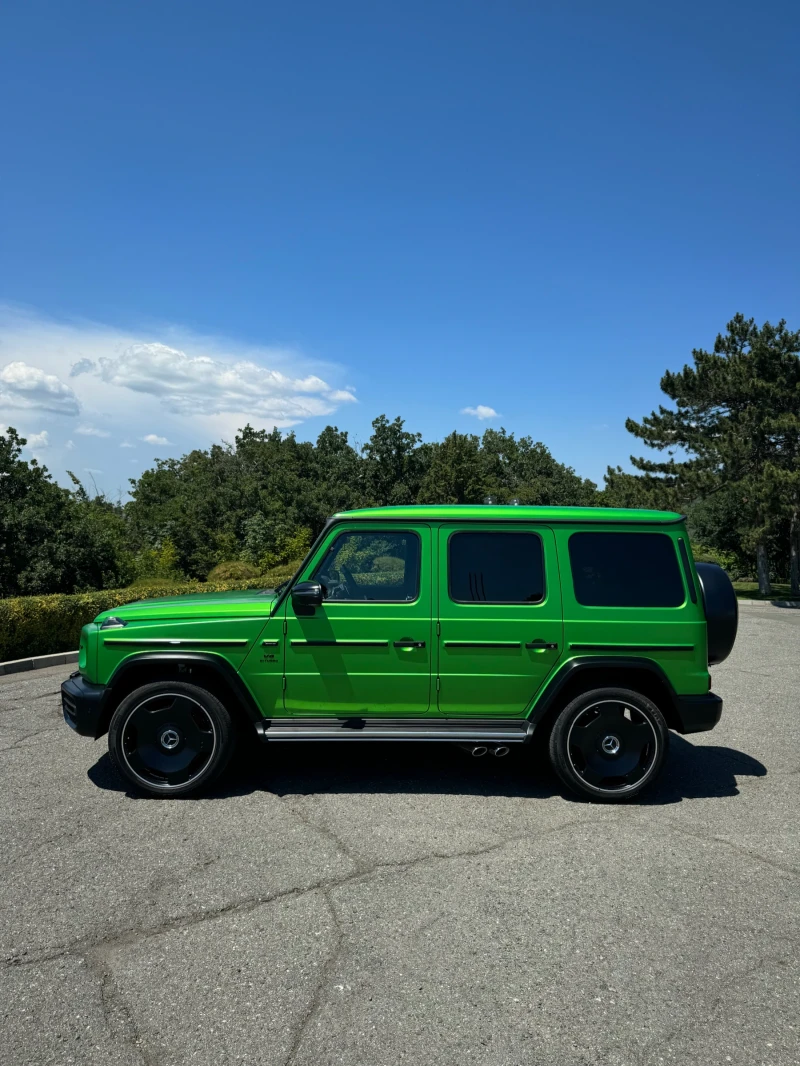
[96, 653, 266, 740]
[528, 656, 682, 735]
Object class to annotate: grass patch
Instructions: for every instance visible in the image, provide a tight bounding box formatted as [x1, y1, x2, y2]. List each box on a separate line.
[732, 581, 800, 601]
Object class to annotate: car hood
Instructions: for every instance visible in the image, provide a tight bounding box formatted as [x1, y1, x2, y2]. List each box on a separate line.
[94, 588, 279, 623]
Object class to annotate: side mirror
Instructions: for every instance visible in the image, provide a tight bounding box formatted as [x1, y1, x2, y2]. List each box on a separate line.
[291, 580, 323, 608]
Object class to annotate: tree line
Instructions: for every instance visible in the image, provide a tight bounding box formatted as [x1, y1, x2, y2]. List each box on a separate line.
[2, 314, 798, 599]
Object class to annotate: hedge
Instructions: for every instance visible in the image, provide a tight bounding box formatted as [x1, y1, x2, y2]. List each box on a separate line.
[0, 561, 299, 663]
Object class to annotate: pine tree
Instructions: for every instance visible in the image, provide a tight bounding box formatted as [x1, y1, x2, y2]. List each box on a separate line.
[625, 314, 800, 596]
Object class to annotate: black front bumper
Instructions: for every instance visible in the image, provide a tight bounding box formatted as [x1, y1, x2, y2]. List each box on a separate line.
[674, 691, 723, 734]
[61, 673, 109, 739]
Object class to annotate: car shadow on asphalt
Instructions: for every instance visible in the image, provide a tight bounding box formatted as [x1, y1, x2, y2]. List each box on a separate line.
[87, 734, 766, 805]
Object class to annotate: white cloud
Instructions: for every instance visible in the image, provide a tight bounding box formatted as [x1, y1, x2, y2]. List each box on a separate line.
[76, 423, 111, 437]
[84, 467, 103, 474]
[142, 433, 170, 446]
[120, 441, 135, 448]
[89, 341, 357, 423]
[66, 439, 75, 450]
[0, 305, 358, 490]
[461, 405, 499, 421]
[26, 430, 49, 448]
[0, 361, 80, 415]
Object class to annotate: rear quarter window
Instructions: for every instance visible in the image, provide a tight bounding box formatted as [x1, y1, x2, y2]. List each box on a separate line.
[568, 531, 685, 607]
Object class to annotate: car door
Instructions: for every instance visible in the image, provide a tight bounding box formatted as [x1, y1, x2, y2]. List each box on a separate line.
[284, 524, 434, 716]
[436, 524, 562, 717]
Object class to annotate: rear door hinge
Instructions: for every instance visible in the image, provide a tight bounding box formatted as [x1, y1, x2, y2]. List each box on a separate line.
[282, 675, 287, 691]
[436, 621, 441, 637]
[436, 676, 440, 692]
[283, 619, 288, 636]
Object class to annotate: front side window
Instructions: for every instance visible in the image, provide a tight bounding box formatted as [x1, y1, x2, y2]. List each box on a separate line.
[568, 531, 684, 607]
[448, 531, 545, 604]
[312, 531, 420, 602]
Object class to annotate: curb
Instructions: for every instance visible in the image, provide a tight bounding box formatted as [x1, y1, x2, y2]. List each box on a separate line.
[737, 599, 800, 609]
[0, 651, 79, 677]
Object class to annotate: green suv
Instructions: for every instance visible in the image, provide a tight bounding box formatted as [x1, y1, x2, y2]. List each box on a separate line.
[61, 505, 737, 802]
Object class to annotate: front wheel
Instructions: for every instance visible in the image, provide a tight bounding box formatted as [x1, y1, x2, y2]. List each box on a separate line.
[108, 682, 235, 797]
[548, 687, 668, 802]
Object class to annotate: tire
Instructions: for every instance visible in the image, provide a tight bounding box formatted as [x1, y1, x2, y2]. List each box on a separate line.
[695, 562, 738, 665]
[548, 687, 669, 802]
[108, 681, 236, 798]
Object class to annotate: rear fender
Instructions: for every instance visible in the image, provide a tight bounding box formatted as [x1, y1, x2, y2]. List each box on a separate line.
[528, 656, 681, 732]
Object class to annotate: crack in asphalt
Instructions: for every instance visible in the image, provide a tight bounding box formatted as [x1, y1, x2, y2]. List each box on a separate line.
[662, 819, 800, 879]
[83, 949, 155, 1066]
[633, 952, 795, 1066]
[0, 689, 63, 711]
[2, 820, 572, 1064]
[0, 724, 62, 753]
[279, 794, 367, 873]
[1, 811, 617, 973]
[281, 888, 346, 1066]
[1, 802, 796, 1065]
[2, 653, 798, 1065]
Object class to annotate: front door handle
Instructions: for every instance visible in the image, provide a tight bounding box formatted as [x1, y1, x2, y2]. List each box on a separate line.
[525, 641, 559, 650]
[394, 640, 426, 648]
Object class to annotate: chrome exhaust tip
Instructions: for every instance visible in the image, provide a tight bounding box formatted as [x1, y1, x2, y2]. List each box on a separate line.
[490, 745, 510, 758]
[470, 745, 488, 757]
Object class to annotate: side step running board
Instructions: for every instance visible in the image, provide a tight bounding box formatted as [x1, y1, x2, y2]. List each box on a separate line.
[255, 719, 533, 743]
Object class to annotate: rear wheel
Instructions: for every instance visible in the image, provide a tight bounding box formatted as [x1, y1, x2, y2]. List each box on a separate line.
[108, 681, 235, 797]
[548, 687, 668, 802]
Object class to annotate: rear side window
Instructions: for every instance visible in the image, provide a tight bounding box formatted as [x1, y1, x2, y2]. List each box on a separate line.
[449, 531, 545, 604]
[568, 532, 684, 607]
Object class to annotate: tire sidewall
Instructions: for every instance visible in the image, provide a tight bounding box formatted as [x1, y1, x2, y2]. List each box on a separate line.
[108, 681, 234, 798]
[549, 687, 668, 802]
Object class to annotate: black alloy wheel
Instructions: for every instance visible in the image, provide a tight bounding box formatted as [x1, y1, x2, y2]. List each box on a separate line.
[549, 687, 669, 802]
[108, 681, 235, 797]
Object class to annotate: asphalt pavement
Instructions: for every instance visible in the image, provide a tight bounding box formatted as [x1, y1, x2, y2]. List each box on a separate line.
[1, 605, 798, 1066]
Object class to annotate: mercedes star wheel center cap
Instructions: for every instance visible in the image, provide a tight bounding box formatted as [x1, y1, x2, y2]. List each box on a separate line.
[601, 734, 621, 756]
[160, 728, 181, 751]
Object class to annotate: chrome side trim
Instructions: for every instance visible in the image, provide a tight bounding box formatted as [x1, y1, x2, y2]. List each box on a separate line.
[102, 638, 249, 647]
[262, 728, 530, 742]
[290, 640, 389, 647]
[444, 641, 520, 649]
[257, 718, 534, 743]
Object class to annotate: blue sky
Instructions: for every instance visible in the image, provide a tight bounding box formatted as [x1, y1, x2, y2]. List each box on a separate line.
[1, 0, 798, 496]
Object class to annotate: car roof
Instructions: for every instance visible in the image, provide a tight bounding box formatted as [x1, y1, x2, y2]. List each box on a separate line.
[333, 505, 684, 525]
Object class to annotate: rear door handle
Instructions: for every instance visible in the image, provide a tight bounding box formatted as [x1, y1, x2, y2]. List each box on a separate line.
[525, 641, 558, 650]
[394, 640, 426, 648]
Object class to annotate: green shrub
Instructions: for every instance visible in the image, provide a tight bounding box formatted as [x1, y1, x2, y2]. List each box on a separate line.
[243, 521, 313, 573]
[690, 543, 741, 576]
[127, 576, 186, 589]
[206, 560, 262, 582]
[132, 538, 186, 584]
[0, 558, 303, 662]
